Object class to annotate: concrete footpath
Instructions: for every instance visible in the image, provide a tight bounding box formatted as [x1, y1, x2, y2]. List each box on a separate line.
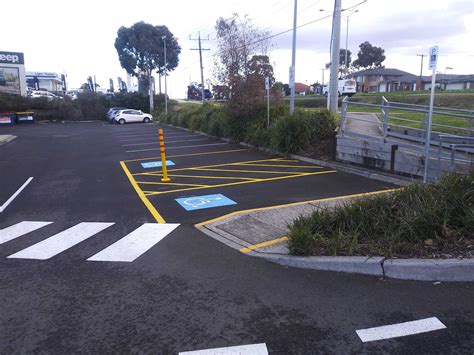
[196, 190, 474, 282]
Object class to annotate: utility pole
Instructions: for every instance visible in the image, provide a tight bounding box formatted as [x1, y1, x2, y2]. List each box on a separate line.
[289, 0, 298, 115]
[190, 32, 210, 104]
[162, 36, 168, 114]
[416, 54, 425, 90]
[328, 0, 342, 113]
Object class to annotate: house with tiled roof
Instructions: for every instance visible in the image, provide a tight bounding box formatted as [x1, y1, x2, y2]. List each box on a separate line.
[346, 68, 417, 93]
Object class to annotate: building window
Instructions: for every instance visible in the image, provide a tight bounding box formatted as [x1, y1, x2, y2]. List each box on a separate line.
[0, 66, 20, 95]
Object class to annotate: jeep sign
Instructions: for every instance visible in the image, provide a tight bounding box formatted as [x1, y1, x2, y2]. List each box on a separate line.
[0, 51, 24, 65]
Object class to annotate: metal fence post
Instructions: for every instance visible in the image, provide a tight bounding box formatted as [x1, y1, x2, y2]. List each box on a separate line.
[340, 96, 348, 136]
[382, 96, 389, 137]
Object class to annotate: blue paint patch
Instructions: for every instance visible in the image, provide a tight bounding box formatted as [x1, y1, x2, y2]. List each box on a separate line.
[175, 194, 237, 211]
[141, 160, 175, 168]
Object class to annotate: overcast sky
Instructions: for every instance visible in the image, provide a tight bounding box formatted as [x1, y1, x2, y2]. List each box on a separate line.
[3, 0, 473, 97]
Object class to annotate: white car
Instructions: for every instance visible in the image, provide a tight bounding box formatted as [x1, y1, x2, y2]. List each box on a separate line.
[30, 90, 62, 101]
[114, 109, 153, 124]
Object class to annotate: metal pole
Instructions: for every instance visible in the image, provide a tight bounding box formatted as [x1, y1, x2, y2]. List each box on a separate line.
[345, 16, 349, 74]
[416, 54, 424, 90]
[329, 0, 342, 113]
[267, 87, 270, 129]
[322, 68, 324, 86]
[423, 68, 437, 183]
[162, 36, 168, 115]
[289, 0, 297, 115]
[198, 32, 205, 105]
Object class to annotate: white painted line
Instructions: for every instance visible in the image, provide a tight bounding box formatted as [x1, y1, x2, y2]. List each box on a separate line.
[87, 223, 179, 262]
[126, 143, 228, 153]
[122, 138, 209, 147]
[356, 317, 447, 343]
[117, 133, 196, 141]
[7, 222, 114, 260]
[179, 343, 268, 355]
[114, 131, 190, 138]
[0, 177, 34, 213]
[0, 221, 53, 244]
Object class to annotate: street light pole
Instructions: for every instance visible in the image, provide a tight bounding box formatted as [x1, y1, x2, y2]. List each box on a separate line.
[328, 0, 342, 113]
[162, 36, 168, 115]
[289, 0, 298, 115]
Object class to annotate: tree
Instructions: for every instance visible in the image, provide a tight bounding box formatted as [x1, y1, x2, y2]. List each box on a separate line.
[114, 21, 181, 112]
[214, 14, 273, 117]
[339, 49, 352, 73]
[352, 41, 385, 69]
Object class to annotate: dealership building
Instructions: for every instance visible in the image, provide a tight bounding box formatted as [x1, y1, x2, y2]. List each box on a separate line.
[26, 71, 65, 93]
[0, 51, 27, 96]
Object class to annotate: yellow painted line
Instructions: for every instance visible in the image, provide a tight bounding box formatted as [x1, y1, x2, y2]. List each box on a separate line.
[136, 181, 212, 188]
[119, 161, 166, 223]
[240, 236, 289, 253]
[168, 173, 260, 181]
[237, 163, 323, 169]
[132, 157, 289, 176]
[146, 170, 336, 196]
[191, 168, 305, 175]
[122, 148, 250, 163]
[195, 188, 399, 228]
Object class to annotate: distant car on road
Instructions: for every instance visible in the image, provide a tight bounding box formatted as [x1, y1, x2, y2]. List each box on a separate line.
[114, 109, 153, 124]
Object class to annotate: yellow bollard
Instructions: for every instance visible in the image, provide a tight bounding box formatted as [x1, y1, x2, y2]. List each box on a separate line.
[159, 129, 171, 182]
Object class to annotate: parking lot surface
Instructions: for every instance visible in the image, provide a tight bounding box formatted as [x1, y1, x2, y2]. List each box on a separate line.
[0, 121, 472, 353]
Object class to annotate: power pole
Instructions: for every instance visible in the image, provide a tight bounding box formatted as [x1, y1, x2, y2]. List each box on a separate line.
[416, 54, 425, 90]
[289, 0, 298, 115]
[162, 36, 168, 114]
[328, 0, 342, 113]
[190, 32, 210, 104]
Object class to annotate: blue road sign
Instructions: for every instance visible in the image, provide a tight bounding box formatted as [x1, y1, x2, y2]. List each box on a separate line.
[175, 194, 237, 211]
[141, 160, 175, 169]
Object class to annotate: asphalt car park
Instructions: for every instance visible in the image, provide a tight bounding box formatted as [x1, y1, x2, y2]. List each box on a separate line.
[0, 121, 473, 353]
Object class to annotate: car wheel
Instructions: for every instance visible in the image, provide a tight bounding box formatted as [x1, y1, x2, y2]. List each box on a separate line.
[118, 119, 125, 125]
[143, 117, 151, 123]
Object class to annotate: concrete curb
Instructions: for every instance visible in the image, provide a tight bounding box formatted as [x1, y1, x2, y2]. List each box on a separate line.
[0, 135, 16, 145]
[383, 258, 474, 282]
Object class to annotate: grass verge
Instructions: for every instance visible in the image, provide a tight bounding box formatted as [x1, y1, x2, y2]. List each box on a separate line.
[288, 170, 474, 259]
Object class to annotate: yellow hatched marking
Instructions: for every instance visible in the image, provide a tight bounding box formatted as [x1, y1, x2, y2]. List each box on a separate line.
[240, 236, 289, 253]
[237, 163, 323, 169]
[145, 170, 336, 196]
[136, 181, 211, 188]
[123, 148, 250, 163]
[168, 173, 260, 181]
[119, 161, 166, 223]
[191, 167, 304, 175]
[132, 157, 289, 176]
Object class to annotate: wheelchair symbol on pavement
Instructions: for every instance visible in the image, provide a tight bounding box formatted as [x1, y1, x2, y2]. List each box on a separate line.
[175, 194, 237, 211]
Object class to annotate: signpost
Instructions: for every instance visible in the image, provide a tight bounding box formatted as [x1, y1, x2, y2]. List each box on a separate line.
[423, 46, 439, 183]
[265, 77, 270, 128]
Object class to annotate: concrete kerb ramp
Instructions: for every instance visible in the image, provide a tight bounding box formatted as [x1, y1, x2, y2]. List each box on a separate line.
[196, 189, 474, 282]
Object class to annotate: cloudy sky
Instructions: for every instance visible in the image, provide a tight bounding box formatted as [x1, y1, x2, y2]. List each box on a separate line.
[3, 0, 473, 97]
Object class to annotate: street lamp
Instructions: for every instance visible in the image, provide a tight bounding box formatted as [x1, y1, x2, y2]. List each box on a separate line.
[162, 35, 168, 115]
[320, 8, 359, 76]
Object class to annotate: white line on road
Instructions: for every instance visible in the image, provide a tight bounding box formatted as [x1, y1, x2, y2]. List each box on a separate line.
[87, 223, 179, 262]
[126, 143, 228, 153]
[179, 343, 268, 355]
[122, 138, 209, 147]
[117, 133, 196, 141]
[0, 221, 53, 244]
[0, 177, 34, 213]
[356, 317, 447, 343]
[7, 222, 115, 260]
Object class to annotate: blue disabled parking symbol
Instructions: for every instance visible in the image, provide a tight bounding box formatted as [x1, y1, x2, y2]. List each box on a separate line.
[141, 160, 175, 169]
[175, 194, 237, 211]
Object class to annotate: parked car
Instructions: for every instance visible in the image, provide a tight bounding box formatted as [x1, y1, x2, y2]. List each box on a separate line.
[114, 109, 153, 124]
[106, 107, 127, 122]
[322, 79, 357, 97]
[30, 90, 62, 101]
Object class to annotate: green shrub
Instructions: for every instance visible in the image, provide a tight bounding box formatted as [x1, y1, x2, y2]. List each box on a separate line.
[288, 170, 474, 258]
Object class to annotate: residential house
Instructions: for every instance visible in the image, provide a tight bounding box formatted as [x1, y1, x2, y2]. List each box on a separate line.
[347, 68, 417, 93]
[422, 74, 474, 91]
[294, 82, 310, 95]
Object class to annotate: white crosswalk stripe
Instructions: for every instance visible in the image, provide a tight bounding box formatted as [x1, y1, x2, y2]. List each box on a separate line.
[88, 223, 179, 262]
[179, 343, 268, 355]
[7, 222, 115, 260]
[0, 221, 52, 244]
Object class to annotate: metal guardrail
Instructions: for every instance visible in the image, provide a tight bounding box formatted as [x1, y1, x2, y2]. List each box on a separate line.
[339, 96, 473, 180]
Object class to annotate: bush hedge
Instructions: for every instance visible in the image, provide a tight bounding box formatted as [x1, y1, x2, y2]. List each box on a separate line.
[157, 103, 336, 154]
[288, 170, 474, 258]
